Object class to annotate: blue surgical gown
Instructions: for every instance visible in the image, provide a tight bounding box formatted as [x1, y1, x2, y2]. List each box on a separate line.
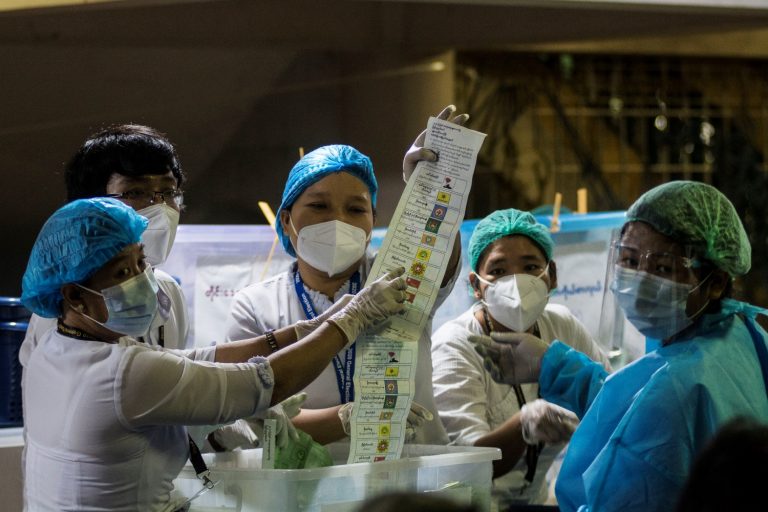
[540, 299, 768, 512]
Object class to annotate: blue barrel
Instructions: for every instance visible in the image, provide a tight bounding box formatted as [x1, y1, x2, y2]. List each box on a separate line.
[0, 321, 26, 427]
[0, 297, 31, 321]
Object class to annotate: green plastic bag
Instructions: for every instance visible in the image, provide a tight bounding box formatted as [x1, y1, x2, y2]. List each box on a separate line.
[274, 429, 333, 469]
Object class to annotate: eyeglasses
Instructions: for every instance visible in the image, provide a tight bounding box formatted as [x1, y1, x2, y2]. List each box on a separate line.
[613, 243, 700, 278]
[106, 189, 184, 208]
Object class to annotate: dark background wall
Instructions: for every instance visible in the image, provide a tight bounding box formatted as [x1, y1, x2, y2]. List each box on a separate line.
[2, 0, 768, 296]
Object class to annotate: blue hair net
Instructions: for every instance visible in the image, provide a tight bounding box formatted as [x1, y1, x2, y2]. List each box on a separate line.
[626, 180, 751, 277]
[468, 208, 554, 271]
[21, 198, 148, 318]
[275, 145, 377, 257]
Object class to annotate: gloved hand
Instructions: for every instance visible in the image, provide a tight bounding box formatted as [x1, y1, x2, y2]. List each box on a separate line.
[337, 401, 355, 435]
[294, 295, 354, 341]
[402, 104, 470, 183]
[207, 419, 259, 451]
[247, 393, 307, 448]
[280, 391, 308, 419]
[327, 267, 407, 348]
[403, 401, 434, 442]
[338, 400, 434, 441]
[468, 331, 549, 385]
[520, 399, 579, 445]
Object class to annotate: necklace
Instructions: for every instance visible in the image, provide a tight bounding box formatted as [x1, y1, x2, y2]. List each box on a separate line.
[57, 321, 99, 341]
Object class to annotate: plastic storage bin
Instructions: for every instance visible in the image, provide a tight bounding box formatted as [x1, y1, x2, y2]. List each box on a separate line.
[174, 443, 500, 511]
[0, 321, 27, 427]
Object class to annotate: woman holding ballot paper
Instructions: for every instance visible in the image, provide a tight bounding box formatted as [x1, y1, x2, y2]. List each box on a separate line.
[20, 197, 406, 511]
[224, 106, 469, 445]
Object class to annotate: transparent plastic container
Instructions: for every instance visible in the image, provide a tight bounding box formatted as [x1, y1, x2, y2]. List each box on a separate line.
[174, 443, 500, 511]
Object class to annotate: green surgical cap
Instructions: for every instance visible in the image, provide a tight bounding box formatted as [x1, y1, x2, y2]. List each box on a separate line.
[469, 208, 554, 271]
[21, 198, 148, 318]
[626, 181, 751, 277]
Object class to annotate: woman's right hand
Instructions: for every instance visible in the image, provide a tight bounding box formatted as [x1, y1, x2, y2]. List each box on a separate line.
[328, 267, 407, 347]
[468, 331, 549, 385]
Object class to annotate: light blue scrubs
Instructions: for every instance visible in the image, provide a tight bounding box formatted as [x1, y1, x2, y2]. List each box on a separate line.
[540, 299, 768, 512]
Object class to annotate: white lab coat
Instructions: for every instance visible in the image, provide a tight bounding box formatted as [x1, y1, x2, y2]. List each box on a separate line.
[431, 303, 609, 506]
[22, 329, 273, 511]
[19, 269, 190, 367]
[224, 255, 458, 444]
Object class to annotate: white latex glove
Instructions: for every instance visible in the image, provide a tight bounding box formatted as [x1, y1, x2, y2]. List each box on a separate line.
[280, 392, 308, 419]
[203, 394, 308, 452]
[404, 401, 434, 442]
[337, 401, 355, 435]
[402, 104, 470, 183]
[468, 331, 549, 385]
[208, 419, 259, 451]
[338, 401, 433, 441]
[327, 267, 407, 348]
[247, 393, 308, 448]
[294, 295, 354, 341]
[520, 399, 579, 445]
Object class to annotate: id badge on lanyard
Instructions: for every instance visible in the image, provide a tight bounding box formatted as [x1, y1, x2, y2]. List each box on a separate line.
[294, 270, 360, 403]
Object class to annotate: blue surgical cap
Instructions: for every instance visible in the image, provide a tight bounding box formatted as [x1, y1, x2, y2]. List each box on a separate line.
[626, 180, 751, 277]
[468, 208, 554, 271]
[275, 144, 377, 257]
[21, 198, 148, 318]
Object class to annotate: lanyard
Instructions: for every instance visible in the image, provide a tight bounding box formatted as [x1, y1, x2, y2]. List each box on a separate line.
[294, 269, 360, 404]
[480, 305, 542, 487]
[179, 434, 217, 509]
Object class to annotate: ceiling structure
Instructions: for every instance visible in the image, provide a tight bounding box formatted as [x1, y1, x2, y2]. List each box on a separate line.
[1, 0, 768, 55]
[2, 0, 767, 294]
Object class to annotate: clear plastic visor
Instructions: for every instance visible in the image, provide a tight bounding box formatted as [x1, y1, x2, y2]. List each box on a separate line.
[598, 240, 703, 367]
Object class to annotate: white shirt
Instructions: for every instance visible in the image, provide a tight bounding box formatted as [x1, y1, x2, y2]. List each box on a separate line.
[19, 269, 190, 367]
[23, 329, 273, 511]
[224, 255, 458, 444]
[431, 303, 609, 506]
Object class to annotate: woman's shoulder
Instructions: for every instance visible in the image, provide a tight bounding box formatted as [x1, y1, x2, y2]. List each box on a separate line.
[541, 302, 578, 322]
[538, 303, 591, 342]
[432, 308, 482, 348]
[623, 322, 747, 393]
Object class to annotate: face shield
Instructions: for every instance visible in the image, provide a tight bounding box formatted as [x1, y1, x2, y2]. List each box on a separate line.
[598, 239, 705, 367]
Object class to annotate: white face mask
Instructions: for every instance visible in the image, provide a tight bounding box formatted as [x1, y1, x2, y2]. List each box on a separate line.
[138, 204, 180, 266]
[290, 218, 370, 277]
[476, 267, 550, 332]
[610, 266, 710, 341]
[75, 266, 160, 337]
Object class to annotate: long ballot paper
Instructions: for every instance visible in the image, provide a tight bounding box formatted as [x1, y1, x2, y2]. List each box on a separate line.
[348, 116, 486, 463]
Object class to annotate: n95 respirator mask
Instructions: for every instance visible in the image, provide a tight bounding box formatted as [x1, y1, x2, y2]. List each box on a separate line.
[291, 218, 370, 277]
[138, 204, 180, 267]
[476, 268, 550, 332]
